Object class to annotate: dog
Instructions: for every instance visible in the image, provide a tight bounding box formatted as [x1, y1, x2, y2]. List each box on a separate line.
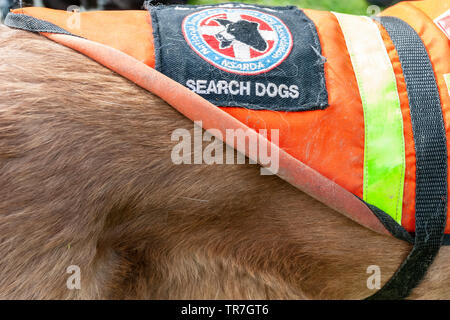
[1, 21, 450, 299]
[214, 18, 268, 52]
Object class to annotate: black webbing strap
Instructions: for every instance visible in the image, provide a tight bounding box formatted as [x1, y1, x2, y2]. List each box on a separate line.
[4, 12, 75, 35]
[364, 202, 414, 244]
[367, 17, 448, 300]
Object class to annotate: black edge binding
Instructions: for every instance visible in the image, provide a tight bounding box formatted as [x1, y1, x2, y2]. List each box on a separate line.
[4, 12, 75, 36]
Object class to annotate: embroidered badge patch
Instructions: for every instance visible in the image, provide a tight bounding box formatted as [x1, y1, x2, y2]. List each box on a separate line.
[151, 4, 328, 111]
[182, 8, 293, 75]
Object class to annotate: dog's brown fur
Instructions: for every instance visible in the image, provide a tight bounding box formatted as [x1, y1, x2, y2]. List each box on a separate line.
[0, 25, 449, 299]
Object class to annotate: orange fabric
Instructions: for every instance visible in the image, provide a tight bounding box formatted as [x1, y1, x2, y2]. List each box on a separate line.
[7, 1, 449, 235]
[376, 22, 417, 233]
[11, 7, 155, 67]
[46, 32, 390, 235]
[221, 9, 365, 200]
[12, 7, 364, 202]
[381, 0, 450, 232]
[410, 0, 450, 20]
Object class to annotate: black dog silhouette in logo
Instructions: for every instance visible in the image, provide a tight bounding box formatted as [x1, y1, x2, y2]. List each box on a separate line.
[214, 18, 268, 52]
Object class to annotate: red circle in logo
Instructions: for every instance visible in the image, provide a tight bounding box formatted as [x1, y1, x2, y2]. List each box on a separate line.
[198, 13, 276, 60]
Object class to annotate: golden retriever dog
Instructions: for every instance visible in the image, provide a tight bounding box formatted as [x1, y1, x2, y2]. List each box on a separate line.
[1, 24, 449, 299]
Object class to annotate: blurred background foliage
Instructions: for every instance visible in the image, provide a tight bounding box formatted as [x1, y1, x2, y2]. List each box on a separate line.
[1, 0, 394, 22]
[188, 0, 373, 15]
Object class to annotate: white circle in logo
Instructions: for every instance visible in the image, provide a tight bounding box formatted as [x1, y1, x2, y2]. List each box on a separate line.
[182, 8, 293, 75]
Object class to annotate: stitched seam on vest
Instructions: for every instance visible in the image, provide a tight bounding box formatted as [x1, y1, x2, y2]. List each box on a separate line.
[375, 21, 409, 225]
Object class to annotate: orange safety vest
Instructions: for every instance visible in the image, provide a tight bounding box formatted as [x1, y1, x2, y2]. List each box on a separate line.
[4, 1, 450, 298]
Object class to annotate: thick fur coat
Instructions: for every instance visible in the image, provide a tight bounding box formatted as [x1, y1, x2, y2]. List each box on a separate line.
[0, 25, 449, 299]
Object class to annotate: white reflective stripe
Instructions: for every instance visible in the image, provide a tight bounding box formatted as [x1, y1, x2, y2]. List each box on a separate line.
[333, 13, 406, 224]
[445, 74, 450, 96]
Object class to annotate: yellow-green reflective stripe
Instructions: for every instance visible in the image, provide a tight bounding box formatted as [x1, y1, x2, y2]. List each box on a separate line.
[333, 13, 405, 224]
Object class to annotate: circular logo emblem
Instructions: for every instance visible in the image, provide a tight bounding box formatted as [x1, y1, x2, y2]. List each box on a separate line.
[182, 8, 293, 75]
